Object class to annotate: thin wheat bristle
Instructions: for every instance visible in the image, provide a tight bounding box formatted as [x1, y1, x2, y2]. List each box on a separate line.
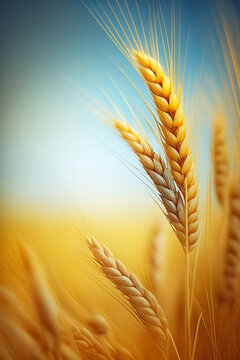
[112, 117, 187, 249]
[222, 176, 240, 301]
[87, 236, 168, 343]
[134, 51, 200, 250]
[213, 116, 229, 204]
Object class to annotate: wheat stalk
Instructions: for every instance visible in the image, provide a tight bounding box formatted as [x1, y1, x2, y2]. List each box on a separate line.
[112, 117, 188, 249]
[134, 51, 200, 250]
[213, 116, 229, 204]
[222, 176, 240, 301]
[87, 236, 168, 343]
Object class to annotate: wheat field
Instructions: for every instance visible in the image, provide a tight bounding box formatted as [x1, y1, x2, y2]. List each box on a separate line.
[1, 1, 240, 359]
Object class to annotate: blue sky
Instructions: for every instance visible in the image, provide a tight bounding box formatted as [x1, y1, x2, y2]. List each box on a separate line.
[1, 0, 239, 213]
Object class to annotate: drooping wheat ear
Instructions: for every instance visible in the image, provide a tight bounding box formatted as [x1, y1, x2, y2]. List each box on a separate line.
[222, 177, 240, 301]
[112, 117, 187, 249]
[148, 223, 166, 296]
[87, 236, 168, 342]
[64, 316, 111, 360]
[88, 313, 110, 336]
[212, 117, 229, 204]
[87, 313, 135, 360]
[20, 244, 59, 346]
[0, 310, 46, 360]
[134, 51, 200, 250]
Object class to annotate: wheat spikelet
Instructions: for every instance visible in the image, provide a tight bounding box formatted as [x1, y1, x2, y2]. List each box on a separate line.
[0, 310, 46, 360]
[213, 116, 229, 204]
[134, 51, 200, 250]
[112, 117, 187, 249]
[108, 343, 135, 360]
[222, 176, 240, 301]
[148, 223, 166, 296]
[60, 344, 81, 360]
[87, 236, 168, 342]
[88, 313, 110, 335]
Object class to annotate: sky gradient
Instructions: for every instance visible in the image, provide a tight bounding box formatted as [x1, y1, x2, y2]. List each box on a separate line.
[1, 0, 240, 214]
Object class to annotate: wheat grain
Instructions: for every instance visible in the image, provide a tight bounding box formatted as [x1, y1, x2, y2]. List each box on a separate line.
[87, 236, 168, 342]
[112, 117, 188, 249]
[134, 51, 200, 250]
[213, 116, 229, 204]
[88, 313, 110, 335]
[222, 176, 240, 301]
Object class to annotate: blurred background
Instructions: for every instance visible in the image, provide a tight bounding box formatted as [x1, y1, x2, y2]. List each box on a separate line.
[1, 0, 240, 294]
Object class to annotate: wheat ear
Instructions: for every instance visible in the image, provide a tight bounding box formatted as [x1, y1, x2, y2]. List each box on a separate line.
[0, 285, 42, 341]
[222, 177, 240, 301]
[20, 244, 59, 347]
[88, 314, 135, 359]
[64, 316, 111, 360]
[148, 223, 166, 296]
[112, 118, 187, 249]
[87, 236, 168, 342]
[134, 51, 200, 250]
[213, 116, 229, 204]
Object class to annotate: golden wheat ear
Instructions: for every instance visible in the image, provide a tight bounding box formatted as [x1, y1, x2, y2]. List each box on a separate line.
[63, 314, 111, 359]
[111, 117, 189, 249]
[20, 243, 60, 349]
[221, 176, 240, 302]
[87, 236, 168, 343]
[134, 50, 200, 250]
[0, 285, 42, 341]
[212, 116, 229, 204]
[148, 222, 166, 297]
